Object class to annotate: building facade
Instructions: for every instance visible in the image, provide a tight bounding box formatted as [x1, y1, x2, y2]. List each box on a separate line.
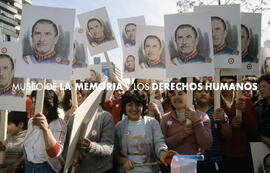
[0, 0, 32, 41]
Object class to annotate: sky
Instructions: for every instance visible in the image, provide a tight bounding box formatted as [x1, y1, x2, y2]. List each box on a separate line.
[32, 0, 270, 74]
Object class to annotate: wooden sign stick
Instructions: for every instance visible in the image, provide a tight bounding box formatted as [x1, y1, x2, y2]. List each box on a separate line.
[70, 80, 78, 108]
[104, 52, 114, 79]
[236, 75, 242, 119]
[33, 79, 46, 129]
[0, 110, 8, 164]
[0, 29, 7, 164]
[150, 80, 155, 103]
[71, 119, 88, 173]
[214, 69, 221, 110]
[186, 77, 193, 125]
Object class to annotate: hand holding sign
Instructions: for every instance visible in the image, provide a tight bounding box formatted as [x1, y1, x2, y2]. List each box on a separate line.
[77, 138, 92, 152]
[185, 107, 200, 123]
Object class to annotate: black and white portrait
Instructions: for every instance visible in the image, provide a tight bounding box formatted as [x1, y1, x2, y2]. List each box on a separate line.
[72, 28, 88, 69]
[195, 5, 241, 69]
[78, 7, 118, 56]
[135, 25, 166, 80]
[221, 13, 261, 76]
[164, 12, 215, 78]
[118, 16, 145, 49]
[0, 42, 25, 111]
[15, 5, 75, 80]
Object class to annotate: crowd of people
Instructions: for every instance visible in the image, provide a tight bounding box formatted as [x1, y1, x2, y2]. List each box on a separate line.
[0, 73, 270, 173]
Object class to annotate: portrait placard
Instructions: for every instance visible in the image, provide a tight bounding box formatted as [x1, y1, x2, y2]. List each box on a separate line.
[71, 27, 90, 80]
[78, 7, 118, 56]
[194, 5, 241, 69]
[250, 142, 270, 173]
[15, 5, 75, 80]
[164, 12, 215, 77]
[122, 48, 136, 78]
[260, 47, 270, 75]
[87, 64, 102, 83]
[0, 42, 26, 111]
[221, 13, 261, 75]
[135, 25, 166, 80]
[118, 16, 146, 49]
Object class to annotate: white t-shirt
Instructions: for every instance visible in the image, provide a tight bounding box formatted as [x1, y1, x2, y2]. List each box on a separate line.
[24, 118, 66, 171]
[126, 119, 152, 173]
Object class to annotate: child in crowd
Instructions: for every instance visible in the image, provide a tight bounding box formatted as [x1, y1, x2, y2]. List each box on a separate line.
[0, 111, 29, 173]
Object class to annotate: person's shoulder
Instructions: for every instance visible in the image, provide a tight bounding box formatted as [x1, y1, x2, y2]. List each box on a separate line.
[99, 109, 114, 121]
[115, 118, 126, 131]
[144, 116, 159, 125]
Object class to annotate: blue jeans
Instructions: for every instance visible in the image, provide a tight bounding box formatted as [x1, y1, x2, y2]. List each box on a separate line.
[25, 161, 55, 173]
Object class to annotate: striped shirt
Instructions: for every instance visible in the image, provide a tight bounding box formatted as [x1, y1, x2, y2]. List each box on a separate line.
[203, 104, 223, 162]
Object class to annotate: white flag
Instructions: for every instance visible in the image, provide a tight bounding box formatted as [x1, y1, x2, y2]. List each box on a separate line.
[171, 155, 204, 173]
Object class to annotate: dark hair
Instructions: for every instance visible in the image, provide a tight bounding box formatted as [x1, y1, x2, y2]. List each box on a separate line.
[121, 90, 147, 116]
[258, 74, 270, 85]
[125, 23, 136, 33]
[32, 19, 58, 37]
[264, 153, 270, 167]
[211, 16, 227, 31]
[127, 55, 135, 61]
[144, 35, 162, 48]
[169, 78, 189, 93]
[0, 54, 14, 70]
[195, 80, 213, 95]
[31, 90, 59, 122]
[220, 76, 236, 82]
[241, 24, 249, 39]
[87, 18, 102, 29]
[8, 111, 29, 130]
[90, 69, 97, 75]
[62, 89, 72, 112]
[175, 24, 198, 40]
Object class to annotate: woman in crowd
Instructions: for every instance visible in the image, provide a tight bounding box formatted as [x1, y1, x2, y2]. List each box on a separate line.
[254, 74, 270, 148]
[23, 90, 67, 173]
[160, 79, 212, 172]
[114, 90, 175, 173]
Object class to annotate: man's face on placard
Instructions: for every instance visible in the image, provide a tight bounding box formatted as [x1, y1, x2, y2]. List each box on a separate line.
[0, 55, 14, 88]
[126, 55, 135, 72]
[241, 26, 250, 53]
[175, 26, 198, 56]
[87, 19, 104, 41]
[265, 58, 270, 74]
[211, 18, 227, 47]
[144, 37, 162, 61]
[90, 70, 97, 81]
[32, 23, 58, 56]
[125, 24, 136, 45]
